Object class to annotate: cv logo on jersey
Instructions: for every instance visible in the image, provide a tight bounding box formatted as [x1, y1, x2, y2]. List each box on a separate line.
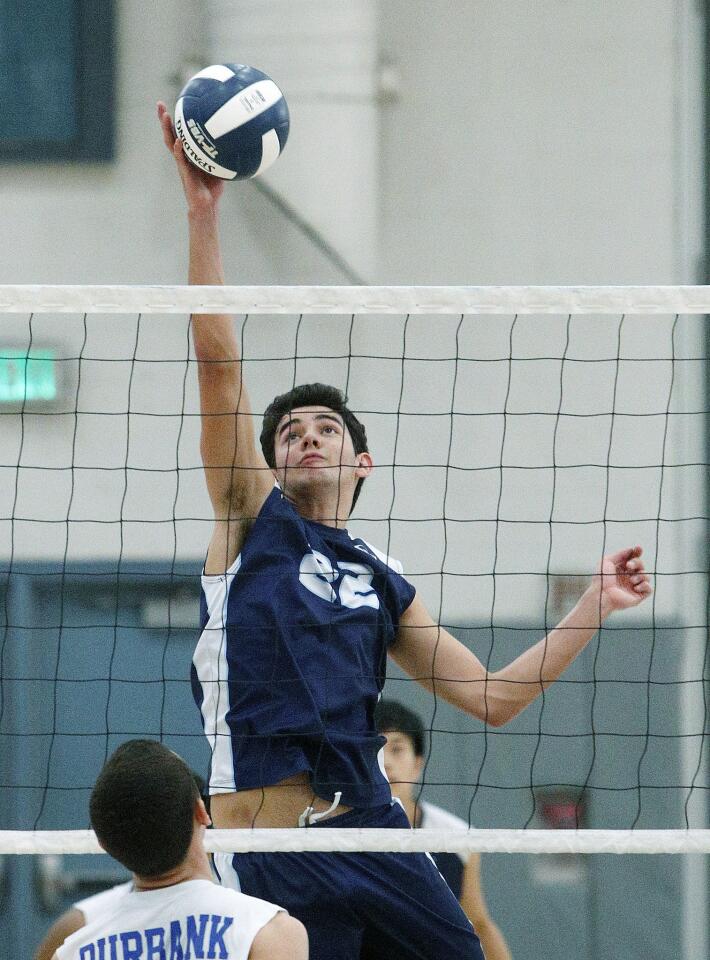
[299, 549, 379, 610]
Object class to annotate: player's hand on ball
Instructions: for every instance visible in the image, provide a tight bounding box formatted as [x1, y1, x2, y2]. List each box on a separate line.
[157, 101, 225, 210]
[591, 545, 653, 613]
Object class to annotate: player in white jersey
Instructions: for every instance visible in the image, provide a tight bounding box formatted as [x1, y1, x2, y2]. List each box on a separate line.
[374, 700, 513, 960]
[52, 740, 307, 960]
[35, 773, 207, 960]
[57, 879, 290, 960]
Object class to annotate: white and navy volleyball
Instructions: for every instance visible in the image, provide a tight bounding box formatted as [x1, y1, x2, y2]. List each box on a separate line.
[174, 63, 290, 180]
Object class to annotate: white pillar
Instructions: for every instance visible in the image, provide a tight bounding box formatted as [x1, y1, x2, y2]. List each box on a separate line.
[207, 0, 379, 281]
[674, 4, 708, 960]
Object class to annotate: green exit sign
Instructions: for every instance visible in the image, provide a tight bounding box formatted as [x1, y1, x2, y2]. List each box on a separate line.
[0, 349, 58, 405]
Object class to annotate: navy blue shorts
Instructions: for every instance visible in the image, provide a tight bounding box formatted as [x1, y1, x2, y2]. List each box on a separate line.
[213, 802, 483, 960]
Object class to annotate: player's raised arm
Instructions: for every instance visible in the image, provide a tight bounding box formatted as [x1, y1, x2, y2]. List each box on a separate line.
[158, 102, 273, 572]
[391, 546, 652, 727]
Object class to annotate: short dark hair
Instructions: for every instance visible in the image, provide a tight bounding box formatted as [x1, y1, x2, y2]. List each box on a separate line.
[260, 383, 369, 513]
[89, 740, 200, 877]
[375, 699, 426, 757]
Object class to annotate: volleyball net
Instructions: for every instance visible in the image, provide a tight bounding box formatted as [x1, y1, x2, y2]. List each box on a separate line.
[0, 284, 707, 856]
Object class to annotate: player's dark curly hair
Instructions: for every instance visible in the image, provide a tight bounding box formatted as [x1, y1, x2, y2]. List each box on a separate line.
[375, 699, 426, 758]
[260, 383, 369, 513]
[89, 739, 201, 877]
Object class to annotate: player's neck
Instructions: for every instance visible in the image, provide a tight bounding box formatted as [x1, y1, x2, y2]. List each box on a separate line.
[287, 488, 352, 529]
[133, 846, 213, 891]
[400, 794, 422, 829]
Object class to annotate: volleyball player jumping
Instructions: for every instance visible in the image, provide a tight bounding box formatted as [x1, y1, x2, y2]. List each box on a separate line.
[158, 102, 652, 960]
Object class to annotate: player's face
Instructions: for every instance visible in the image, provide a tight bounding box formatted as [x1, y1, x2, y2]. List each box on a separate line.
[381, 731, 424, 800]
[273, 406, 368, 500]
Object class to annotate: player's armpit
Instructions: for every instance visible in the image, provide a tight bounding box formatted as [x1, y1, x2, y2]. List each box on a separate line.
[204, 511, 266, 575]
[199, 411, 273, 548]
[249, 912, 308, 960]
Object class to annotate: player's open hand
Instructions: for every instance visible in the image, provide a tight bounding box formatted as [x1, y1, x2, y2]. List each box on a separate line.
[157, 101, 225, 211]
[592, 546, 653, 613]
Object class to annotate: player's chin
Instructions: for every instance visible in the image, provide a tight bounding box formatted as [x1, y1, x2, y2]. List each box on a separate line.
[288, 465, 332, 480]
[281, 468, 332, 495]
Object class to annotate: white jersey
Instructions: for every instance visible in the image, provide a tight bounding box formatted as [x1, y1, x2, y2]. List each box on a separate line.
[57, 878, 283, 960]
[73, 881, 133, 924]
[420, 800, 469, 865]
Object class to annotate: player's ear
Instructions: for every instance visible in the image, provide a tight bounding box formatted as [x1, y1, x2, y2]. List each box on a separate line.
[195, 796, 211, 827]
[415, 755, 425, 780]
[355, 452, 373, 478]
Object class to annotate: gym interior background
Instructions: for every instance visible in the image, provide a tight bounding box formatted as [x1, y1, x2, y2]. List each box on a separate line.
[0, 3, 707, 959]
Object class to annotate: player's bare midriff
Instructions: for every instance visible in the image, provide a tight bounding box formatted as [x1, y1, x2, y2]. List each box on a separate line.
[210, 772, 353, 828]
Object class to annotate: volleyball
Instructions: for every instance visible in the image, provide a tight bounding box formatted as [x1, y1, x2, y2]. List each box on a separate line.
[174, 63, 290, 180]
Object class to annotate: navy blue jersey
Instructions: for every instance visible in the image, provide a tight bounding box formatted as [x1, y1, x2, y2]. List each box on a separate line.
[191, 486, 416, 808]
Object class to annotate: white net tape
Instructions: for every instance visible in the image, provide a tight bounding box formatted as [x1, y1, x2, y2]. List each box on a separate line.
[1, 828, 709, 856]
[1, 283, 710, 314]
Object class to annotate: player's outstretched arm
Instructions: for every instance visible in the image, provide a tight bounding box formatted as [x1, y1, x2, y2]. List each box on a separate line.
[390, 546, 652, 727]
[249, 912, 309, 960]
[158, 103, 272, 572]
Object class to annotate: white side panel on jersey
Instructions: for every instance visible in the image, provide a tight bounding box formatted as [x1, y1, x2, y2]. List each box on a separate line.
[190, 64, 236, 83]
[251, 128, 282, 177]
[377, 742, 389, 782]
[205, 81, 283, 138]
[357, 538, 404, 574]
[212, 852, 242, 892]
[193, 557, 242, 793]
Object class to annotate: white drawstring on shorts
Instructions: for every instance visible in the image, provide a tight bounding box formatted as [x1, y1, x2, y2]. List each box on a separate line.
[298, 791, 342, 827]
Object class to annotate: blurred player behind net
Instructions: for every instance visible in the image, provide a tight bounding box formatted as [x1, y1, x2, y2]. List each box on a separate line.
[373, 699, 512, 960]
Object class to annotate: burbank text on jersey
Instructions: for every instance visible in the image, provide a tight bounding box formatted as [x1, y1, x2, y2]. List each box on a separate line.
[75, 913, 234, 960]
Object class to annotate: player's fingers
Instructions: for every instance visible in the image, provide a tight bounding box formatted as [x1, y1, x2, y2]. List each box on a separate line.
[634, 581, 653, 595]
[160, 119, 176, 152]
[157, 103, 177, 151]
[608, 545, 642, 568]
